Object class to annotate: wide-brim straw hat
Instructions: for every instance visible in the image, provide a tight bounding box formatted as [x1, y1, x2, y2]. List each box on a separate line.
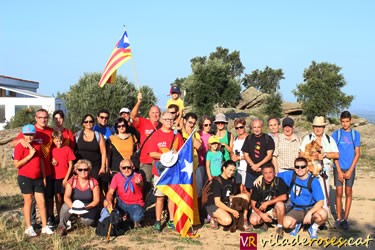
[312, 116, 328, 126]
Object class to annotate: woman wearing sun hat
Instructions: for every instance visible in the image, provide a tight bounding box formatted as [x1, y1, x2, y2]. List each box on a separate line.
[214, 113, 234, 161]
[56, 159, 100, 236]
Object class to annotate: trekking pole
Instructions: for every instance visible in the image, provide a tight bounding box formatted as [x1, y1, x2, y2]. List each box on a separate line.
[106, 198, 117, 243]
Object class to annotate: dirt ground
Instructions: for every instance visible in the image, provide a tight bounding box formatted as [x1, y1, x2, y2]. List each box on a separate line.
[1, 168, 374, 250]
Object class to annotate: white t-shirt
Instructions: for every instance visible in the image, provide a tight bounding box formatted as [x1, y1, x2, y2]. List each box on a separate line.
[233, 136, 247, 171]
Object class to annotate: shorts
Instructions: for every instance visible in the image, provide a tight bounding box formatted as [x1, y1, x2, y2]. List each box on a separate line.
[333, 168, 355, 187]
[286, 208, 312, 223]
[153, 175, 166, 197]
[54, 178, 65, 194]
[18, 175, 44, 194]
[206, 204, 219, 217]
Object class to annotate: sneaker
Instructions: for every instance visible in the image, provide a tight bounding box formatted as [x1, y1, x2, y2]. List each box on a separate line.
[290, 223, 301, 237]
[341, 220, 349, 230]
[167, 221, 175, 229]
[308, 225, 318, 239]
[56, 225, 66, 237]
[25, 226, 37, 237]
[153, 221, 161, 232]
[41, 226, 54, 235]
[276, 227, 284, 239]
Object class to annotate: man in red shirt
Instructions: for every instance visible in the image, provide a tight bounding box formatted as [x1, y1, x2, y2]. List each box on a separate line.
[130, 92, 161, 194]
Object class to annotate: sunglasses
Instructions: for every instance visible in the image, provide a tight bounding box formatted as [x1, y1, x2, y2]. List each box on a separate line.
[235, 126, 245, 130]
[295, 165, 307, 169]
[99, 116, 109, 120]
[203, 123, 212, 127]
[83, 120, 94, 124]
[121, 166, 133, 170]
[117, 124, 126, 128]
[169, 111, 177, 114]
[77, 168, 89, 172]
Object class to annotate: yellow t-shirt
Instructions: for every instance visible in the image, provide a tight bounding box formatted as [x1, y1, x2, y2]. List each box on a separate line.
[166, 98, 184, 114]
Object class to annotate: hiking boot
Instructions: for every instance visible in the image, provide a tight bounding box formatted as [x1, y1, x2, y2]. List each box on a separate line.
[153, 221, 161, 232]
[276, 227, 284, 239]
[167, 221, 175, 229]
[290, 223, 301, 237]
[41, 226, 54, 235]
[56, 225, 66, 237]
[308, 225, 318, 239]
[341, 220, 349, 230]
[25, 226, 37, 237]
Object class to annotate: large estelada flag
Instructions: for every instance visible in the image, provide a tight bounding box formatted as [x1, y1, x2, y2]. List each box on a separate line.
[98, 30, 132, 88]
[156, 135, 194, 237]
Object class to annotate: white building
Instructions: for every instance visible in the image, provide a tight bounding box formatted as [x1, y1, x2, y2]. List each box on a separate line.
[0, 75, 65, 130]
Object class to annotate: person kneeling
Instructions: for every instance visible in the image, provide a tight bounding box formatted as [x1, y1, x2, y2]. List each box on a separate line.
[106, 159, 144, 228]
[250, 163, 288, 238]
[56, 159, 100, 236]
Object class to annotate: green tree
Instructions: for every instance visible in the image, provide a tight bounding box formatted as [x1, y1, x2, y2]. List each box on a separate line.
[5, 107, 37, 129]
[263, 92, 283, 119]
[63, 73, 157, 130]
[242, 66, 284, 94]
[293, 61, 354, 122]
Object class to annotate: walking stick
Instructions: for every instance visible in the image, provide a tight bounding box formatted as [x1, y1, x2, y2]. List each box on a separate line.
[321, 170, 334, 227]
[106, 198, 117, 243]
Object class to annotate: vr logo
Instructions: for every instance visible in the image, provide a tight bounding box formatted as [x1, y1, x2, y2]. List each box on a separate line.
[240, 233, 257, 250]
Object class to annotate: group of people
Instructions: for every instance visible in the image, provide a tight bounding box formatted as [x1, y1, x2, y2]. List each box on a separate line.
[13, 85, 360, 240]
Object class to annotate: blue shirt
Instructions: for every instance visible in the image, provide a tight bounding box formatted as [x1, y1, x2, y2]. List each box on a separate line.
[93, 125, 114, 141]
[332, 129, 360, 170]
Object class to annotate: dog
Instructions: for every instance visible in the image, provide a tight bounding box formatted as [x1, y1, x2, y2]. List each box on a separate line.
[223, 197, 249, 233]
[304, 140, 323, 176]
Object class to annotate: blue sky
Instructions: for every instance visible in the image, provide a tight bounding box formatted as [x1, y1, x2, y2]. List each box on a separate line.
[1, 1, 374, 112]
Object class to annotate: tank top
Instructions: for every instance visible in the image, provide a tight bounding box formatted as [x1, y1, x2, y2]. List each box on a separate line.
[76, 131, 101, 179]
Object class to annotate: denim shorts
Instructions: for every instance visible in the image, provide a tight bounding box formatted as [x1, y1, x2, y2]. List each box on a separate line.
[333, 168, 355, 187]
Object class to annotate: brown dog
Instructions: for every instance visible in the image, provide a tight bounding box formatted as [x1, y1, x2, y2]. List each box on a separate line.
[304, 140, 323, 176]
[223, 197, 249, 233]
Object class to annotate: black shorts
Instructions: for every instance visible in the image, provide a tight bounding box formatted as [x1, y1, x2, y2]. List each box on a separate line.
[18, 175, 44, 194]
[54, 178, 65, 194]
[206, 204, 219, 217]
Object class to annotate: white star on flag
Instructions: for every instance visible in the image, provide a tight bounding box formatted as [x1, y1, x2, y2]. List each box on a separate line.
[180, 159, 193, 180]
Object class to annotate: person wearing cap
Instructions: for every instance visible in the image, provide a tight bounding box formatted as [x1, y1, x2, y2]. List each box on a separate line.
[14, 124, 53, 236]
[130, 92, 161, 194]
[147, 112, 184, 232]
[214, 113, 234, 161]
[299, 116, 339, 210]
[56, 159, 100, 236]
[166, 86, 184, 127]
[119, 107, 140, 142]
[206, 136, 223, 181]
[106, 159, 144, 229]
[272, 117, 301, 173]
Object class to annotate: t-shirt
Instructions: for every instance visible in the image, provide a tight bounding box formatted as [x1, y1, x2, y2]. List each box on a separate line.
[250, 177, 288, 211]
[133, 117, 161, 164]
[278, 171, 324, 210]
[241, 133, 275, 173]
[218, 130, 231, 161]
[110, 172, 144, 206]
[60, 128, 75, 149]
[207, 175, 236, 206]
[197, 132, 211, 166]
[331, 129, 360, 170]
[51, 146, 76, 179]
[147, 129, 184, 176]
[206, 150, 223, 177]
[93, 125, 114, 141]
[166, 98, 184, 114]
[108, 134, 137, 172]
[16, 126, 53, 176]
[14, 142, 42, 179]
[233, 136, 248, 171]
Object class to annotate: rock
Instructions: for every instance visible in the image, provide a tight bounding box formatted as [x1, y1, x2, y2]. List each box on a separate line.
[237, 87, 269, 110]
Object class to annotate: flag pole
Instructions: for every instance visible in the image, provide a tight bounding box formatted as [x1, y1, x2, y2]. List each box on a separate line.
[124, 25, 141, 91]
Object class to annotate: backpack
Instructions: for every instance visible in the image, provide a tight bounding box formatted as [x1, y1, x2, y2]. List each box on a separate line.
[337, 128, 356, 149]
[256, 177, 280, 208]
[71, 176, 95, 190]
[75, 130, 101, 143]
[201, 177, 223, 206]
[288, 172, 315, 209]
[96, 207, 126, 236]
[309, 133, 330, 143]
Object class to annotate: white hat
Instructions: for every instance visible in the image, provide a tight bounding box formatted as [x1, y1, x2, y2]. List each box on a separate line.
[214, 113, 228, 123]
[312, 116, 328, 126]
[160, 151, 179, 167]
[119, 107, 130, 114]
[69, 200, 89, 215]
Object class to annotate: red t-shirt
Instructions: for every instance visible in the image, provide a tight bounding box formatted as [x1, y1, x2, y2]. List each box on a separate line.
[110, 172, 144, 206]
[52, 146, 76, 180]
[16, 126, 53, 176]
[14, 142, 42, 179]
[147, 129, 184, 176]
[134, 117, 160, 164]
[61, 128, 75, 149]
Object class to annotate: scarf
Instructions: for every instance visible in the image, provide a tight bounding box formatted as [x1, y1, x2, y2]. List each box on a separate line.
[121, 172, 135, 193]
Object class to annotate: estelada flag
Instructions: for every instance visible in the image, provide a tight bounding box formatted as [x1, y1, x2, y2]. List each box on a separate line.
[98, 30, 132, 88]
[156, 135, 195, 237]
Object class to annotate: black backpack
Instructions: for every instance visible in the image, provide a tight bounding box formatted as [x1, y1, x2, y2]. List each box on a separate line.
[96, 208, 126, 237]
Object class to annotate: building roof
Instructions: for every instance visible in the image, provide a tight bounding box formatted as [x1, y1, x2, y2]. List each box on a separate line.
[0, 75, 39, 84]
[0, 86, 51, 98]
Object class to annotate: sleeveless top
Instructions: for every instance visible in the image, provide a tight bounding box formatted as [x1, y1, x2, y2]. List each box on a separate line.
[75, 131, 101, 179]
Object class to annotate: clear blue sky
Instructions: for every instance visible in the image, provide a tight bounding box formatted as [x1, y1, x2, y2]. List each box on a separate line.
[1, 1, 374, 112]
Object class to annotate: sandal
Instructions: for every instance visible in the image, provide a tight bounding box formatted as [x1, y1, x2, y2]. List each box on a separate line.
[210, 218, 219, 230]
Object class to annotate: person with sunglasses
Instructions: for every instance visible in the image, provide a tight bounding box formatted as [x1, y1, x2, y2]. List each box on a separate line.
[167, 104, 182, 130]
[94, 109, 115, 141]
[231, 118, 249, 188]
[278, 157, 327, 239]
[75, 114, 106, 194]
[106, 159, 144, 229]
[56, 159, 100, 236]
[214, 113, 234, 161]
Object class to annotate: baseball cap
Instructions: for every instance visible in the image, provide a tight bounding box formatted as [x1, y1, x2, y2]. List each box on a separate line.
[170, 86, 181, 94]
[22, 124, 36, 134]
[282, 117, 294, 128]
[119, 107, 130, 114]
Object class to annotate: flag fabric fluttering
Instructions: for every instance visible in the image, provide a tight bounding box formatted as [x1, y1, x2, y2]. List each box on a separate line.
[98, 30, 132, 88]
[156, 135, 195, 237]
